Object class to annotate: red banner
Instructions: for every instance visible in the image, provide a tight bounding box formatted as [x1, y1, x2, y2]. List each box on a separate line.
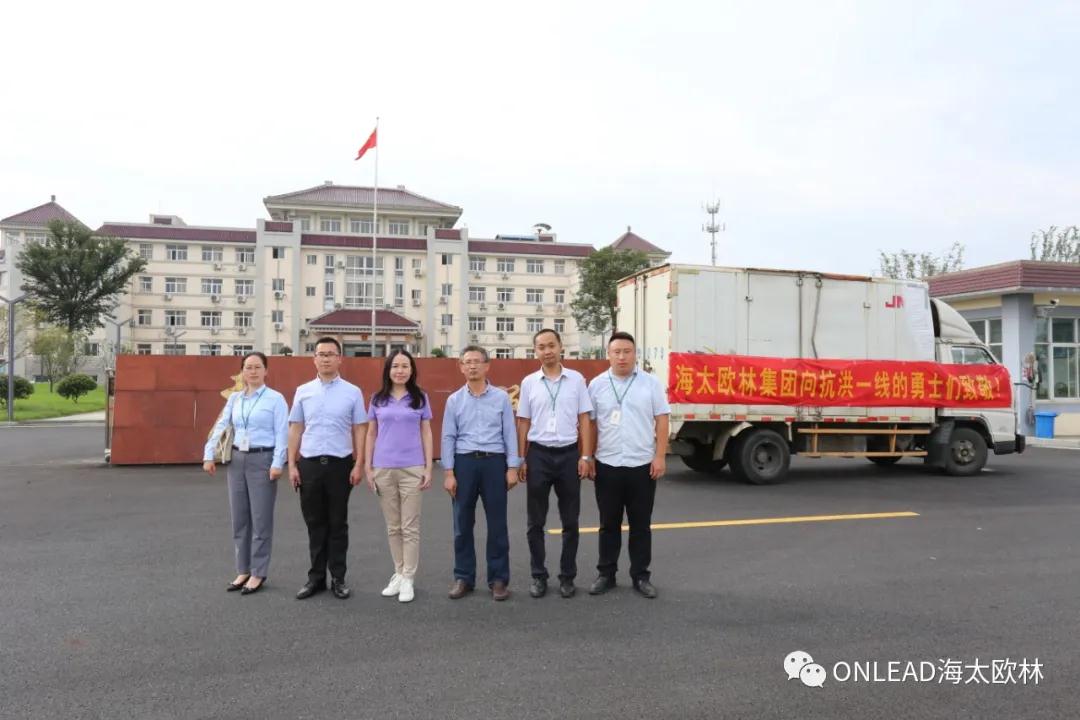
[668, 353, 1012, 408]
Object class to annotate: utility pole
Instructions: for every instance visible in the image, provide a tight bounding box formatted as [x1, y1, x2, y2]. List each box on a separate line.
[1, 293, 27, 422]
[702, 200, 725, 266]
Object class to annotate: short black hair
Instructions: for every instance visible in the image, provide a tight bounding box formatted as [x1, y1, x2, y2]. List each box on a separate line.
[239, 351, 269, 369]
[608, 331, 636, 346]
[460, 345, 490, 362]
[532, 328, 562, 345]
[314, 337, 342, 354]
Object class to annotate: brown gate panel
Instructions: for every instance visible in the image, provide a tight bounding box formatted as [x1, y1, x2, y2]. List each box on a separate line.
[111, 356, 610, 465]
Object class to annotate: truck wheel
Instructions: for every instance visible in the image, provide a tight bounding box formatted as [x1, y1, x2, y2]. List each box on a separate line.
[730, 429, 790, 485]
[944, 427, 988, 476]
[682, 444, 727, 475]
[868, 456, 902, 466]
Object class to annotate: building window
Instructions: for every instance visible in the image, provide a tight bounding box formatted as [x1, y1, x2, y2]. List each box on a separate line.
[200, 311, 222, 328]
[272, 278, 285, 292]
[202, 246, 224, 262]
[554, 260, 566, 275]
[199, 344, 222, 356]
[137, 309, 153, 326]
[495, 348, 512, 359]
[497, 257, 515, 273]
[441, 314, 453, 327]
[166, 244, 187, 261]
[1036, 317, 1079, 400]
[83, 342, 100, 356]
[527, 259, 544, 274]
[441, 253, 453, 266]
[320, 217, 342, 232]
[441, 283, 453, 298]
[527, 318, 543, 333]
[235, 279, 254, 296]
[136, 343, 152, 355]
[411, 289, 422, 303]
[388, 220, 409, 235]
[970, 318, 1003, 362]
[232, 344, 254, 356]
[201, 278, 223, 295]
[271, 310, 284, 323]
[497, 287, 514, 303]
[325, 280, 335, 298]
[235, 312, 253, 328]
[525, 349, 536, 359]
[496, 317, 514, 332]
[271, 343, 284, 355]
[469, 286, 486, 303]
[554, 289, 566, 304]
[165, 310, 187, 327]
[139, 243, 153, 260]
[297, 216, 311, 232]
[138, 276, 153, 293]
[469, 256, 486, 272]
[304, 343, 316, 353]
[307, 254, 318, 265]
[469, 316, 486, 332]
[352, 219, 374, 234]
[411, 258, 422, 270]
[237, 248, 255, 264]
[272, 247, 287, 260]
[419, 223, 431, 237]
[306, 286, 316, 297]
[344, 255, 384, 308]
[164, 277, 187, 294]
[526, 288, 544, 304]
[163, 343, 186, 356]
[324, 255, 336, 269]
[553, 318, 565, 334]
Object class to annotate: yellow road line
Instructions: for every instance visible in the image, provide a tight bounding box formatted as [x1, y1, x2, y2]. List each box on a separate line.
[549, 511, 920, 535]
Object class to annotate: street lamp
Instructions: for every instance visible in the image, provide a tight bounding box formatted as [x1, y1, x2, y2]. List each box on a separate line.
[103, 314, 131, 367]
[1, 293, 27, 422]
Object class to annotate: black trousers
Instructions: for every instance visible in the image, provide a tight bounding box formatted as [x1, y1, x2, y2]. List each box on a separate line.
[595, 461, 655, 582]
[525, 443, 581, 581]
[298, 455, 354, 583]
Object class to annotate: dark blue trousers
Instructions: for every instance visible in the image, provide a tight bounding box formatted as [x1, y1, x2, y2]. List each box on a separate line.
[452, 454, 510, 587]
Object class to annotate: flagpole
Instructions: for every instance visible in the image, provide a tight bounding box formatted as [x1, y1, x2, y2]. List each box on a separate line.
[371, 116, 379, 358]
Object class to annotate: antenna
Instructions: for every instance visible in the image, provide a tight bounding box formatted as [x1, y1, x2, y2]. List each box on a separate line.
[702, 199, 725, 266]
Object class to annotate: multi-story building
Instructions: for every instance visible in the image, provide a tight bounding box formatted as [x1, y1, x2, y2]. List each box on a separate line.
[1, 183, 670, 371]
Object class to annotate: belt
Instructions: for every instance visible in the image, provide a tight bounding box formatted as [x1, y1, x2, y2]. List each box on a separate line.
[301, 455, 354, 465]
[456, 451, 503, 459]
[234, 446, 273, 453]
[531, 442, 578, 453]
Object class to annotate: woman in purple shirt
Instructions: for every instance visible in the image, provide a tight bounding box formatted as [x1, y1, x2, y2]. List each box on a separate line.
[364, 349, 434, 603]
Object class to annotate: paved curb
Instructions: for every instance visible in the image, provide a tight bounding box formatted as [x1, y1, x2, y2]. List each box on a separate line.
[1026, 437, 1080, 450]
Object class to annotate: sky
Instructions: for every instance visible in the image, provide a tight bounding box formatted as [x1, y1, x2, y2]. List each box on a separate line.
[2, 0, 1078, 275]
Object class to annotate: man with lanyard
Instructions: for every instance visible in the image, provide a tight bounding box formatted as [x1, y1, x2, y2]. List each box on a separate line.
[585, 331, 670, 599]
[442, 345, 522, 601]
[516, 328, 593, 599]
[288, 337, 367, 600]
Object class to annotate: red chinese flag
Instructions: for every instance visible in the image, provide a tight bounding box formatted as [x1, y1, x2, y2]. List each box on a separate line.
[355, 128, 377, 160]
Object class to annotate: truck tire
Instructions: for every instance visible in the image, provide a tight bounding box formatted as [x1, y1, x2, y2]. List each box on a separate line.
[730, 429, 790, 485]
[944, 427, 988, 476]
[682, 444, 727, 475]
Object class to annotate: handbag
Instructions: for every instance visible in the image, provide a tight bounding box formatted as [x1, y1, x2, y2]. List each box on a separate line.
[209, 393, 236, 464]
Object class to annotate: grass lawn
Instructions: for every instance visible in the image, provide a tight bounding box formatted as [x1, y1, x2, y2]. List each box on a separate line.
[5, 383, 107, 422]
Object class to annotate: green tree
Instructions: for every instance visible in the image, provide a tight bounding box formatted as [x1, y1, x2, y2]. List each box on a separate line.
[15, 219, 146, 335]
[56, 373, 98, 403]
[0, 304, 31, 364]
[30, 326, 78, 392]
[1030, 226, 1080, 262]
[878, 242, 965, 280]
[570, 246, 651, 336]
[430, 348, 446, 358]
[0, 375, 34, 405]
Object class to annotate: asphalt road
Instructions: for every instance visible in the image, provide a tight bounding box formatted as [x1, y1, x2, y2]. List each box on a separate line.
[1, 426, 1077, 719]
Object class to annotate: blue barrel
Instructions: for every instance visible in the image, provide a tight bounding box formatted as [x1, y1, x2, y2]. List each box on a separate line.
[1034, 411, 1058, 439]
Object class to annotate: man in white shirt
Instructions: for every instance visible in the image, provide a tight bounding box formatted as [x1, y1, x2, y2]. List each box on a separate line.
[586, 331, 670, 599]
[516, 329, 593, 599]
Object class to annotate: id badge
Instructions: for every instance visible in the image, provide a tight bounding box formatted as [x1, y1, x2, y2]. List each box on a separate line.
[546, 415, 557, 433]
[236, 429, 250, 452]
[609, 409, 621, 426]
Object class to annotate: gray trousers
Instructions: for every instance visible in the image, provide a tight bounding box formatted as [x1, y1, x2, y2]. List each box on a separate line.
[227, 450, 277, 577]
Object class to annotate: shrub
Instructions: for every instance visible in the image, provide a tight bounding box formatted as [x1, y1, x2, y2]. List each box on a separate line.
[56, 374, 98, 403]
[0, 375, 34, 405]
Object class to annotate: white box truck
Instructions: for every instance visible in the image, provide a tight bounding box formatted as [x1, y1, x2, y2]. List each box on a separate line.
[617, 264, 1024, 484]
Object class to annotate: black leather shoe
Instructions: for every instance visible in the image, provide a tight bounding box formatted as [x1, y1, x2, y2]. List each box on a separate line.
[559, 579, 576, 598]
[226, 575, 250, 592]
[295, 580, 326, 600]
[240, 578, 265, 596]
[632, 578, 658, 599]
[331, 578, 351, 599]
[589, 575, 616, 595]
[529, 577, 547, 598]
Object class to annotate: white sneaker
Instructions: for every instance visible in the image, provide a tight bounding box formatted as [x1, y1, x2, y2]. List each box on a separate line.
[381, 573, 403, 597]
[398, 577, 415, 603]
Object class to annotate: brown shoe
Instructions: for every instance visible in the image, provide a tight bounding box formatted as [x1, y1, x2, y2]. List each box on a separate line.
[448, 579, 473, 599]
[492, 580, 510, 601]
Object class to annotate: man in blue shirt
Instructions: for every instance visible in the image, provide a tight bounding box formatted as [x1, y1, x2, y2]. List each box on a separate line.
[288, 337, 368, 600]
[441, 345, 522, 601]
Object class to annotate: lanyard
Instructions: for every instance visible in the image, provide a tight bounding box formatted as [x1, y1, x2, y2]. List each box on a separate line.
[238, 387, 266, 430]
[540, 374, 563, 410]
[607, 371, 636, 407]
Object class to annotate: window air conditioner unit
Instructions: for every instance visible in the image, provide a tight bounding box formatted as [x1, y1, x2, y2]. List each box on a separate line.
[334, 302, 343, 309]
[163, 293, 173, 301]
[470, 333, 478, 342]
[384, 303, 394, 310]
[164, 326, 175, 336]
[440, 325, 449, 333]
[497, 302, 505, 311]
[237, 295, 247, 304]
[535, 304, 544, 313]
[213, 262, 222, 271]
[438, 296, 448, 305]
[411, 298, 421, 307]
[273, 322, 284, 330]
[237, 264, 247, 272]
[414, 268, 423, 277]
[210, 327, 220, 335]
[336, 261, 345, 269]
[479, 303, 487, 311]
[556, 303, 565, 313]
[299, 329, 309, 336]
[237, 327, 247, 336]
[211, 294, 221, 303]
[497, 332, 506, 341]
[501, 272, 510, 280]
[472, 271, 482, 278]
[274, 290, 285, 300]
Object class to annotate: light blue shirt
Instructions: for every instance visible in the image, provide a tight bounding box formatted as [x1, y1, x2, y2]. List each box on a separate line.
[441, 383, 522, 470]
[588, 369, 671, 467]
[516, 366, 593, 446]
[203, 386, 289, 470]
[288, 376, 368, 458]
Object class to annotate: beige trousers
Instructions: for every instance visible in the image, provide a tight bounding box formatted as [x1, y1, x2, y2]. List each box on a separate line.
[372, 466, 424, 579]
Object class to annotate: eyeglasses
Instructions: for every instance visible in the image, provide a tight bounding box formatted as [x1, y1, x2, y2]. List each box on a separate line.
[315, 352, 340, 359]
[461, 360, 487, 366]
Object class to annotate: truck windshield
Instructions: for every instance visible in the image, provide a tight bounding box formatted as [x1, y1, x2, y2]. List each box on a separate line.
[951, 346, 997, 365]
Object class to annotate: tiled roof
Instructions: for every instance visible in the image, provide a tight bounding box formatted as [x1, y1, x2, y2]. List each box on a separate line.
[300, 234, 427, 251]
[97, 223, 256, 244]
[928, 260, 1080, 298]
[468, 239, 594, 258]
[2, 199, 83, 227]
[264, 183, 462, 215]
[308, 309, 420, 329]
[610, 227, 669, 255]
